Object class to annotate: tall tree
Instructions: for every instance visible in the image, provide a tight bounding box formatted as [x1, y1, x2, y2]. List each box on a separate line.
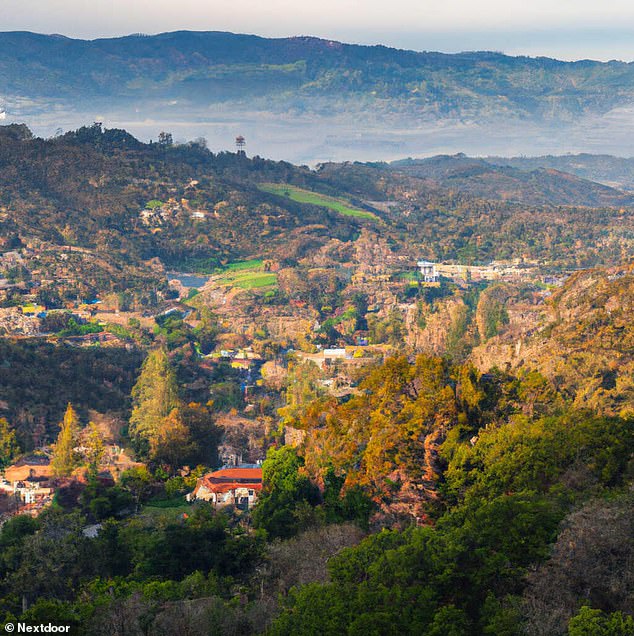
[51, 404, 79, 477]
[129, 348, 179, 453]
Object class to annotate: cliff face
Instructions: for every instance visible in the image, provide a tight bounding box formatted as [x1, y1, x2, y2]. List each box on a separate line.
[471, 263, 634, 416]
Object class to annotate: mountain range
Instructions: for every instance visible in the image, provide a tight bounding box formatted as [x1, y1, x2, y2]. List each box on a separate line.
[2, 30, 634, 119]
[5, 31, 634, 161]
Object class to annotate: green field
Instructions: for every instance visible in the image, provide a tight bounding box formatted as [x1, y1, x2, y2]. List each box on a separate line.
[214, 259, 277, 290]
[258, 183, 378, 220]
[223, 258, 264, 272]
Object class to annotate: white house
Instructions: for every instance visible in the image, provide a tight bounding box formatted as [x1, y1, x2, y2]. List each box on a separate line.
[417, 261, 439, 283]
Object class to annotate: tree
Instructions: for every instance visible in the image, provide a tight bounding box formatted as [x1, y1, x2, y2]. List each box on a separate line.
[157, 131, 173, 147]
[523, 494, 634, 635]
[119, 466, 153, 513]
[150, 408, 194, 473]
[252, 446, 321, 539]
[51, 404, 79, 477]
[568, 606, 634, 636]
[7, 510, 89, 608]
[428, 605, 470, 636]
[194, 307, 219, 354]
[180, 402, 221, 467]
[83, 422, 105, 475]
[0, 418, 19, 468]
[129, 349, 179, 453]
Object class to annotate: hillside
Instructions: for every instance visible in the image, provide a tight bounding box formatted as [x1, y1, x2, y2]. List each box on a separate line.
[486, 153, 634, 191]
[2, 30, 634, 121]
[2, 122, 634, 302]
[470, 262, 634, 415]
[0, 123, 366, 289]
[390, 154, 634, 206]
[0, 125, 633, 635]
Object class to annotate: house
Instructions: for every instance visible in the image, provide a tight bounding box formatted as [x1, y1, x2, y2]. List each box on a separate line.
[188, 467, 263, 509]
[417, 261, 439, 283]
[15, 482, 53, 504]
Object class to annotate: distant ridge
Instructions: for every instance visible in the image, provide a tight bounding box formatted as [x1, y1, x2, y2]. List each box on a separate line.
[2, 30, 634, 120]
[390, 154, 634, 207]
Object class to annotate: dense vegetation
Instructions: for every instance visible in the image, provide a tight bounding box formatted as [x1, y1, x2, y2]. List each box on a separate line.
[0, 122, 633, 634]
[0, 340, 142, 448]
[0, 349, 631, 635]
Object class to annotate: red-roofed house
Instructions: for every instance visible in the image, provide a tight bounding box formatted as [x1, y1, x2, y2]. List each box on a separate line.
[189, 467, 263, 509]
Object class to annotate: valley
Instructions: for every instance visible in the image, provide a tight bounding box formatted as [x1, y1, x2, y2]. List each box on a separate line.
[0, 121, 632, 634]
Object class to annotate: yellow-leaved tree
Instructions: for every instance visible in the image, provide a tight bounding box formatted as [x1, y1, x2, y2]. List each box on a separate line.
[51, 403, 79, 477]
[129, 348, 179, 455]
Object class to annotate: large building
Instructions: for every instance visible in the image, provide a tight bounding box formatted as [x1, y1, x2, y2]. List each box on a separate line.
[189, 467, 263, 509]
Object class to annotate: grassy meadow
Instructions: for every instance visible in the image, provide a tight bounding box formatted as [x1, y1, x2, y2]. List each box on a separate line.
[258, 183, 378, 220]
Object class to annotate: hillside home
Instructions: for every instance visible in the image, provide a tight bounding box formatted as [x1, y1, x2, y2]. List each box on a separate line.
[323, 348, 348, 360]
[417, 260, 439, 283]
[188, 467, 263, 509]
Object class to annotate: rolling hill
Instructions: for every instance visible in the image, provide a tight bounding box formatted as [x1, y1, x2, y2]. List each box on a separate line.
[389, 154, 634, 206]
[1, 122, 634, 291]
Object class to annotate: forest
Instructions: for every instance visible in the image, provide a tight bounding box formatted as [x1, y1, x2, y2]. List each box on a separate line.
[0, 349, 632, 635]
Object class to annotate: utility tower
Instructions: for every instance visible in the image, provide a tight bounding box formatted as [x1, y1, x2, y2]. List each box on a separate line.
[235, 135, 246, 156]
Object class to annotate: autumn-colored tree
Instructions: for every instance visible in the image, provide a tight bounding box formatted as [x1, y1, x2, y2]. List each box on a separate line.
[517, 370, 560, 418]
[150, 408, 194, 473]
[83, 422, 105, 475]
[51, 404, 79, 477]
[129, 348, 179, 453]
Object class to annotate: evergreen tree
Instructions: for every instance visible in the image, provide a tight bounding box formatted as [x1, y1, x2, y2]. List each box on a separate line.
[51, 404, 79, 477]
[129, 348, 179, 454]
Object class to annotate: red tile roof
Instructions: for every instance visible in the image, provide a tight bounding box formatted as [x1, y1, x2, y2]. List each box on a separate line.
[208, 467, 262, 481]
[194, 467, 263, 497]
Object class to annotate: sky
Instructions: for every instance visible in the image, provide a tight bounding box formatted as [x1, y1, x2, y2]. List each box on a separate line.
[4, 0, 634, 61]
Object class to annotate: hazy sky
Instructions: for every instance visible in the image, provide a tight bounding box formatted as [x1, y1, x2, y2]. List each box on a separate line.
[4, 0, 634, 61]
